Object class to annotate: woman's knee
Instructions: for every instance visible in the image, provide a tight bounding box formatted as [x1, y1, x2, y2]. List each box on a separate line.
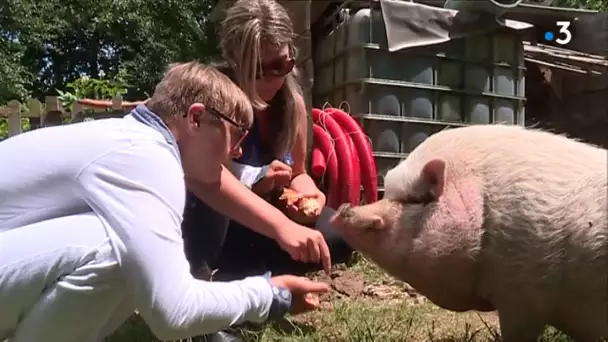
[182, 192, 230, 233]
[181, 192, 230, 271]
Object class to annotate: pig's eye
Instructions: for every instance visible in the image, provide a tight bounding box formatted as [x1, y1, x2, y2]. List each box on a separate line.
[363, 223, 376, 231]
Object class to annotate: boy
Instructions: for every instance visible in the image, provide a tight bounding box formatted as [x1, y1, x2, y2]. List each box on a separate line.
[0, 62, 328, 341]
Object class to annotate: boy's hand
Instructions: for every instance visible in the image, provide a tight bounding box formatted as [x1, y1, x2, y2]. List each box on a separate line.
[270, 275, 329, 315]
[275, 223, 331, 274]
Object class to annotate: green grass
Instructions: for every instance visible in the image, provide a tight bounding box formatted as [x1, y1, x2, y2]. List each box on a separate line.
[106, 258, 575, 342]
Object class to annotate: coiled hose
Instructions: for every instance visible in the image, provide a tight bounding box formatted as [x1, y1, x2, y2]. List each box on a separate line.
[311, 107, 378, 208]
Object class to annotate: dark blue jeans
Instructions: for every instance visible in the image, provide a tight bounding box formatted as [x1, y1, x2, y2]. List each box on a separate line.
[181, 191, 353, 281]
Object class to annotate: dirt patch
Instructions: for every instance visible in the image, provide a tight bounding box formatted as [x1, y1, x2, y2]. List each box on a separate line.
[308, 264, 425, 306]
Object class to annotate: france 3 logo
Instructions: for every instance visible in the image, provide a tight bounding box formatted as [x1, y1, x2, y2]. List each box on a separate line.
[543, 21, 573, 45]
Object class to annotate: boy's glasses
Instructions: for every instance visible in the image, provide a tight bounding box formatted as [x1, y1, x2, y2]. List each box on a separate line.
[207, 108, 249, 152]
[185, 107, 249, 151]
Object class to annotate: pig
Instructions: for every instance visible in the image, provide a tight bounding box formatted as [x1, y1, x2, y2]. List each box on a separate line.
[331, 124, 607, 342]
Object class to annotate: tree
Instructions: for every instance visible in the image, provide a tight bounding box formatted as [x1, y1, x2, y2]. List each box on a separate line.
[0, 0, 220, 102]
[0, 35, 32, 103]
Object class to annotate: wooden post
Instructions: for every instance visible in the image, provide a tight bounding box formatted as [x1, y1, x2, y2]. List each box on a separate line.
[7, 100, 21, 137]
[71, 102, 84, 122]
[43, 96, 64, 127]
[112, 95, 123, 110]
[26, 99, 43, 129]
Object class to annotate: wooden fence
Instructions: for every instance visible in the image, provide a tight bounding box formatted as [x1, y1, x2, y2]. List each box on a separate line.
[0, 95, 146, 138]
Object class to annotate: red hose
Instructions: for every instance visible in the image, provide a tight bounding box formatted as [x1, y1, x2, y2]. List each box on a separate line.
[312, 108, 357, 207]
[329, 109, 361, 206]
[312, 124, 341, 208]
[324, 108, 378, 204]
[347, 142, 362, 205]
[311, 147, 326, 178]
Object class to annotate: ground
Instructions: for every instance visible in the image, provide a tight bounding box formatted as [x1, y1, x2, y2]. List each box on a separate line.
[106, 256, 573, 342]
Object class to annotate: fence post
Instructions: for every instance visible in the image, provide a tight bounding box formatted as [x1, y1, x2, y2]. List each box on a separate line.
[71, 102, 84, 122]
[43, 96, 64, 127]
[7, 100, 22, 137]
[26, 99, 43, 129]
[112, 95, 123, 110]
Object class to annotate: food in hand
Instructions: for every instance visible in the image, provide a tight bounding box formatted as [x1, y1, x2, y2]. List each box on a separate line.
[274, 188, 322, 225]
[280, 188, 322, 216]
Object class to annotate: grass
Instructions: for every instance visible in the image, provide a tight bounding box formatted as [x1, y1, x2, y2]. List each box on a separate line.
[106, 257, 574, 342]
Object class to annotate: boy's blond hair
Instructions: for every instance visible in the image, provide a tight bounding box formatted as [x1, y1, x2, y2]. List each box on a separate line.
[147, 61, 253, 128]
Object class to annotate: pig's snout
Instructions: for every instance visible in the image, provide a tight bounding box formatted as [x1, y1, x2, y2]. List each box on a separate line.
[328, 203, 353, 229]
[337, 203, 355, 220]
[332, 203, 385, 232]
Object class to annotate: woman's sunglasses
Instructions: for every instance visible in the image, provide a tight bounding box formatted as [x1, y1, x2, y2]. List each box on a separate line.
[256, 57, 295, 79]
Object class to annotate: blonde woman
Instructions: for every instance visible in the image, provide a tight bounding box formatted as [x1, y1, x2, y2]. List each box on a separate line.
[183, 0, 353, 283]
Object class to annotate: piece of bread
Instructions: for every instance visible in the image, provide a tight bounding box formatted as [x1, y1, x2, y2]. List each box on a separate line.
[273, 187, 322, 225]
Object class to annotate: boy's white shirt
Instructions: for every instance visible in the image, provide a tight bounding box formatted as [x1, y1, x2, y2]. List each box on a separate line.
[0, 116, 273, 338]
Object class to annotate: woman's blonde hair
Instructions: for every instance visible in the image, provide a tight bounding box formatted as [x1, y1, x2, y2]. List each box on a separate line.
[219, 0, 303, 157]
[147, 61, 253, 129]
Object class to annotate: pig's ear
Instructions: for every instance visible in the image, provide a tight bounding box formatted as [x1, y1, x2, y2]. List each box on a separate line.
[421, 158, 446, 200]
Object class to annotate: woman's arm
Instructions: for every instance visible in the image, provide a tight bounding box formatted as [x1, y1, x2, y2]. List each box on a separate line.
[288, 96, 326, 205]
[186, 166, 292, 240]
[187, 97, 331, 271]
[188, 164, 332, 272]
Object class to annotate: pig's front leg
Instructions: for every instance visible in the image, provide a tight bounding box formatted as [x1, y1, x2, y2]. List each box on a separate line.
[497, 305, 545, 342]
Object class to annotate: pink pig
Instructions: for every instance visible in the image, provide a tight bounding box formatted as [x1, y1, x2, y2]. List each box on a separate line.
[331, 124, 607, 342]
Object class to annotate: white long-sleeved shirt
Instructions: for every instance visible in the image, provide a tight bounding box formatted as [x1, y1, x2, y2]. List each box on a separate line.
[0, 116, 273, 339]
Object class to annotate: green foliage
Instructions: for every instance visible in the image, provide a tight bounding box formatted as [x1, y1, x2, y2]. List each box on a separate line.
[553, 0, 608, 11]
[0, 117, 31, 140]
[525, 0, 608, 11]
[1, 0, 219, 138]
[0, 35, 33, 103]
[0, 73, 130, 138]
[56, 70, 130, 108]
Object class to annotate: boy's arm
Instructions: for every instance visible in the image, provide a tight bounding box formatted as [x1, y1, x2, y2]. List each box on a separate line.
[185, 165, 292, 240]
[76, 143, 274, 340]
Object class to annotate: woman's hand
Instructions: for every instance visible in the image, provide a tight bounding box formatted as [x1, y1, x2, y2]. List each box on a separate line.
[270, 275, 329, 315]
[281, 191, 324, 226]
[252, 160, 292, 195]
[275, 222, 331, 274]
[287, 174, 327, 223]
[302, 190, 326, 211]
